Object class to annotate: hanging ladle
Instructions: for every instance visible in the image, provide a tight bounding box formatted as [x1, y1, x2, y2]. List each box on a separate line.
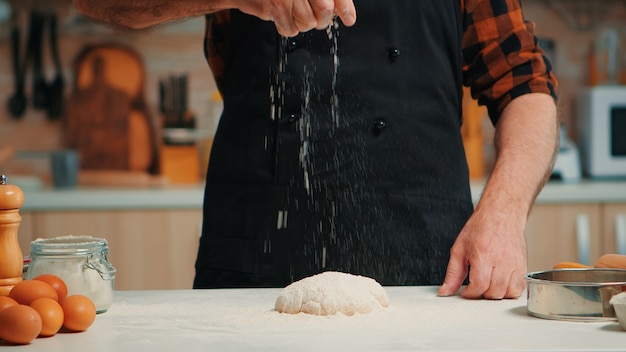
[6, 21, 26, 119]
[46, 13, 64, 119]
[31, 11, 49, 111]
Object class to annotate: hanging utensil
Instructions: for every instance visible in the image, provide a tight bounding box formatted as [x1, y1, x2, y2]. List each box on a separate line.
[6, 20, 26, 119]
[158, 78, 165, 114]
[180, 74, 191, 127]
[46, 13, 64, 119]
[31, 11, 49, 110]
[168, 74, 178, 126]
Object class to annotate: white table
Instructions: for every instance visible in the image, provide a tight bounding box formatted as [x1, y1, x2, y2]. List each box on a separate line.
[11, 287, 626, 351]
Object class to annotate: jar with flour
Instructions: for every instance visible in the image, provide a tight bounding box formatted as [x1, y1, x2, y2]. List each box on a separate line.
[27, 235, 116, 313]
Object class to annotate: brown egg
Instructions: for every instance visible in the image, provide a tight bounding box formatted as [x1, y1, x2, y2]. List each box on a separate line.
[32, 274, 68, 301]
[60, 294, 96, 332]
[0, 296, 18, 312]
[30, 298, 64, 337]
[8, 280, 58, 305]
[0, 304, 42, 344]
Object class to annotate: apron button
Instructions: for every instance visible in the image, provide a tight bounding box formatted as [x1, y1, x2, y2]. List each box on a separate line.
[281, 113, 301, 125]
[388, 47, 401, 62]
[287, 113, 300, 123]
[285, 39, 300, 53]
[372, 118, 387, 136]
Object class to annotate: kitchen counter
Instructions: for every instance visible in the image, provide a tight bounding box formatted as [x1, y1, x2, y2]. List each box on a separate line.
[20, 185, 205, 211]
[17, 179, 626, 211]
[11, 287, 625, 351]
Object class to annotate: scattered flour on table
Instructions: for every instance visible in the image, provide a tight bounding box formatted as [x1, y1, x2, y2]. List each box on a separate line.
[275, 271, 389, 316]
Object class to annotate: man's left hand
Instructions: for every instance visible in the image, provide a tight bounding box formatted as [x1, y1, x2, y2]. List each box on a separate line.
[437, 207, 527, 299]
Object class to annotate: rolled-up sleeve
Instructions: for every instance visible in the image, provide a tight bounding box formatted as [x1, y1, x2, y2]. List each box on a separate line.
[462, 0, 558, 125]
[205, 11, 231, 94]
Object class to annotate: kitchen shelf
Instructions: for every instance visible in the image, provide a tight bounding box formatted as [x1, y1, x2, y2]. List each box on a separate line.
[544, 0, 626, 30]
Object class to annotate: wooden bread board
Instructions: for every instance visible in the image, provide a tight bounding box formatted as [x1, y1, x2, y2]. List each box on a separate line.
[65, 44, 158, 174]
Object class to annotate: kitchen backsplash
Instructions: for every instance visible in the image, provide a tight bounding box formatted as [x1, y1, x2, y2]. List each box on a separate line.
[0, 1, 624, 179]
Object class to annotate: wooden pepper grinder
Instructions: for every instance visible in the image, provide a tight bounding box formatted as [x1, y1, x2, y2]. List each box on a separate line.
[0, 175, 25, 296]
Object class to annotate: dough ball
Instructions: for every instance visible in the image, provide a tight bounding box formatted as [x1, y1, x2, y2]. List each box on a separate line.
[275, 271, 389, 316]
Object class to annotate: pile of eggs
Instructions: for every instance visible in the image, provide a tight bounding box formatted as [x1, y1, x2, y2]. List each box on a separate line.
[0, 274, 96, 345]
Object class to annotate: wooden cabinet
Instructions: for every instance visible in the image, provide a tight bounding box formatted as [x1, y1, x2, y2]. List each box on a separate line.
[602, 204, 626, 255]
[18, 209, 203, 291]
[525, 203, 626, 272]
[525, 204, 603, 272]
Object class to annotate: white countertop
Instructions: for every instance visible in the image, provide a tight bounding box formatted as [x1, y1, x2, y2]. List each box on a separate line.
[11, 287, 625, 351]
[17, 179, 626, 211]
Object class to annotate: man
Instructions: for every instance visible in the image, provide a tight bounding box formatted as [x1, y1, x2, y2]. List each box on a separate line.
[74, 0, 558, 299]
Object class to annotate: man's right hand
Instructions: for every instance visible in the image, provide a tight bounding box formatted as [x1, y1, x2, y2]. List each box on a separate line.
[233, 0, 356, 37]
[73, 0, 355, 35]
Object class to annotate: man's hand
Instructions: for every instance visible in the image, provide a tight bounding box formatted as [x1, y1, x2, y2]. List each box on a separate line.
[438, 206, 528, 299]
[73, 0, 356, 34]
[234, 0, 356, 37]
[438, 92, 558, 300]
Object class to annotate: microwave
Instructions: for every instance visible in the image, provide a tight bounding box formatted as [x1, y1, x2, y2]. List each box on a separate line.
[577, 86, 626, 179]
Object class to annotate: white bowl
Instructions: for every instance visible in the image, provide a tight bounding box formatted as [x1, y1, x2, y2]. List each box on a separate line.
[609, 292, 626, 330]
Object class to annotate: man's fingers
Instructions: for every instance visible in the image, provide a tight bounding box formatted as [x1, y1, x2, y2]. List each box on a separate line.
[308, 0, 335, 29]
[462, 265, 526, 300]
[438, 254, 467, 297]
[504, 271, 526, 299]
[271, 10, 299, 37]
[481, 266, 508, 300]
[292, 0, 318, 32]
[271, 0, 356, 36]
[334, 0, 356, 26]
[275, 24, 299, 37]
[460, 263, 491, 299]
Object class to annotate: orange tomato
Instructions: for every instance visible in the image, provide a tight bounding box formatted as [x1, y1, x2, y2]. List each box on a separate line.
[0, 304, 42, 344]
[30, 298, 64, 337]
[32, 275, 68, 301]
[0, 296, 18, 312]
[8, 280, 58, 305]
[60, 295, 96, 332]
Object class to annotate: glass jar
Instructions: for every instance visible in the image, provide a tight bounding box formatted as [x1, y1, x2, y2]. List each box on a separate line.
[27, 236, 116, 313]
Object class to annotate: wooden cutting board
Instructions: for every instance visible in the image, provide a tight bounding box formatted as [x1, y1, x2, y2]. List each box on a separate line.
[65, 44, 157, 173]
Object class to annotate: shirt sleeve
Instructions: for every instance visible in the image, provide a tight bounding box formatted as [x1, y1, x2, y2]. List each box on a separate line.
[461, 0, 558, 125]
[204, 11, 232, 94]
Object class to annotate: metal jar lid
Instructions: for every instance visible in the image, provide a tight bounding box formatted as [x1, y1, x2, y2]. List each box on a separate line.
[30, 235, 116, 280]
[30, 235, 110, 255]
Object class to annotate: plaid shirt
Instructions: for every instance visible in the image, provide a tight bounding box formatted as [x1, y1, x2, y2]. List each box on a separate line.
[204, 0, 558, 124]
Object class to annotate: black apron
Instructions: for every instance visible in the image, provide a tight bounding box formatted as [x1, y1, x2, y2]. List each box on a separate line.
[194, 0, 474, 288]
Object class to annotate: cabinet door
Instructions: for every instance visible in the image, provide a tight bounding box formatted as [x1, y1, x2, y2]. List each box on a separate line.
[602, 204, 626, 255]
[30, 209, 203, 290]
[525, 204, 603, 272]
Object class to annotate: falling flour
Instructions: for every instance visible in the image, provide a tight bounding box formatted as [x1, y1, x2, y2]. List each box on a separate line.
[275, 271, 389, 316]
[268, 19, 344, 273]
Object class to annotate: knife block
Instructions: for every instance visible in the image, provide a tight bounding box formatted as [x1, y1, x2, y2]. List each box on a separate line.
[159, 145, 201, 184]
